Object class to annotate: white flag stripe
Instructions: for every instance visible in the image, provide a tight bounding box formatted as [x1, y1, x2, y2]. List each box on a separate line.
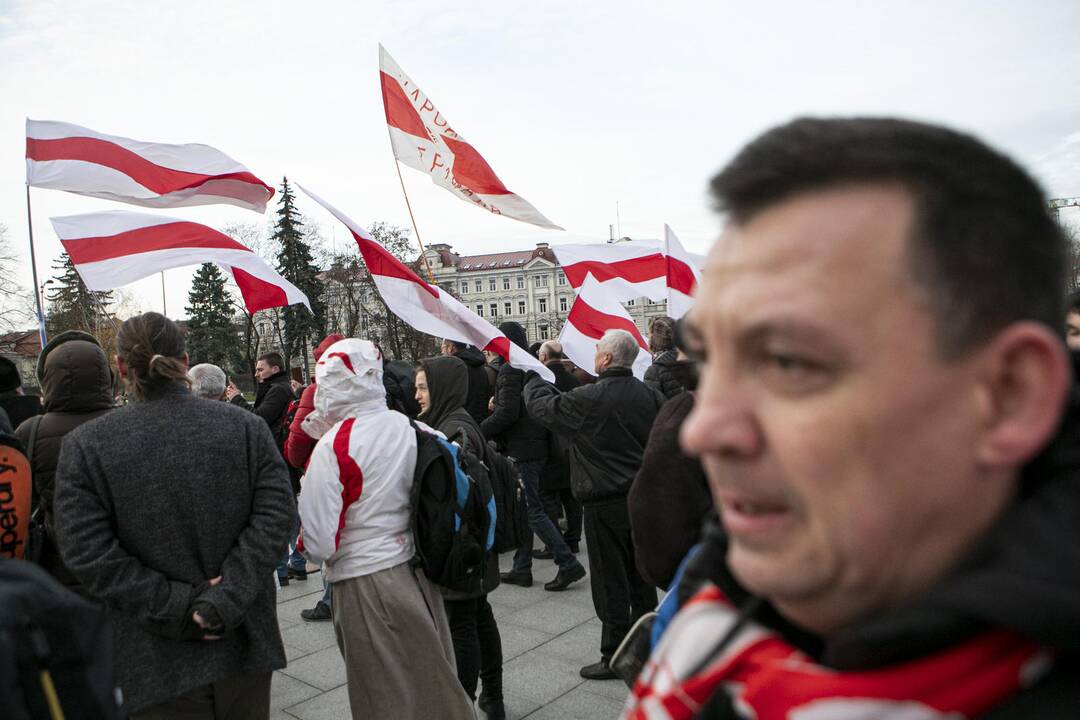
[27, 119, 255, 175]
[51, 209, 188, 238]
[559, 274, 652, 380]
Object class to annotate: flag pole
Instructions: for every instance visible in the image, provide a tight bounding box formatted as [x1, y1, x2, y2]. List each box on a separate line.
[160, 271, 167, 316]
[391, 159, 437, 284]
[25, 185, 48, 347]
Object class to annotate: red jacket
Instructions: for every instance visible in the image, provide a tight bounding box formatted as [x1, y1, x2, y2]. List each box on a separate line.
[283, 380, 317, 470]
[284, 333, 344, 471]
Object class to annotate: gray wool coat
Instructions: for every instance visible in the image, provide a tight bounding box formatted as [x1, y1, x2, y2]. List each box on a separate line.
[53, 383, 294, 713]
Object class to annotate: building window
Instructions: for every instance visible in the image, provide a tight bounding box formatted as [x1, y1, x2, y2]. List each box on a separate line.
[628, 299, 635, 306]
[489, 278, 497, 292]
[538, 298, 548, 313]
[502, 277, 510, 290]
[559, 296, 568, 312]
[516, 276, 524, 289]
[534, 275, 542, 288]
[539, 324, 548, 338]
[518, 300, 526, 315]
[474, 279, 482, 293]
[476, 304, 484, 317]
[490, 303, 498, 317]
[460, 281, 468, 294]
[504, 302, 512, 316]
[541, 275, 549, 287]
[557, 272, 566, 286]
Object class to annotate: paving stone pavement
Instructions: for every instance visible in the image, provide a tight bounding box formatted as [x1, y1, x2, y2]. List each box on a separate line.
[270, 541, 630, 719]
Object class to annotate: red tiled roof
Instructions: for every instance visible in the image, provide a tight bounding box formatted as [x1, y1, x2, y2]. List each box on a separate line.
[454, 247, 557, 272]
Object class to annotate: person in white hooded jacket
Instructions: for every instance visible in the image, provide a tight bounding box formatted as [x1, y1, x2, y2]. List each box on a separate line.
[297, 338, 473, 720]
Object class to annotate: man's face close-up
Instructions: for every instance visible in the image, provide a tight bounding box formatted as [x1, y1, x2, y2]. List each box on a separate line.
[254, 360, 277, 382]
[681, 184, 992, 632]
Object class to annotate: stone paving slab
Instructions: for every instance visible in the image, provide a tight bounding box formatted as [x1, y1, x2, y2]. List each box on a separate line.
[271, 539, 628, 719]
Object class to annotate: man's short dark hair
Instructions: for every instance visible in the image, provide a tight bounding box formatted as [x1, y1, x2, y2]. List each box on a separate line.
[257, 352, 284, 371]
[448, 340, 467, 353]
[710, 117, 1066, 358]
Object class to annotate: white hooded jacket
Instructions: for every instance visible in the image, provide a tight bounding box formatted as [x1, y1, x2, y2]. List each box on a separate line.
[297, 339, 417, 582]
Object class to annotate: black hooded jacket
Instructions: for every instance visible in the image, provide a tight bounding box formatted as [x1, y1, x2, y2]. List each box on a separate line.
[14, 332, 114, 587]
[419, 355, 499, 596]
[682, 358, 1080, 718]
[643, 349, 697, 400]
[231, 369, 293, 444]
[480, 323, 547, 462]
[454, 345, 493, 425]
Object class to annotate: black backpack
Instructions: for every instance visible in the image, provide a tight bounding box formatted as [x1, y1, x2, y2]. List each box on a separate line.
[409, 425, 494, 595]
[482, 441, 530, 554]
[0, 559, 121, 719]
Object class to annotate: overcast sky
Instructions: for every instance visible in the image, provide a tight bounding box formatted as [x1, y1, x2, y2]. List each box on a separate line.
[3, 0, 1080, 319]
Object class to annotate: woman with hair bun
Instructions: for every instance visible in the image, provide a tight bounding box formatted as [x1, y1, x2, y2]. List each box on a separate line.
[52, 312, 295, 718]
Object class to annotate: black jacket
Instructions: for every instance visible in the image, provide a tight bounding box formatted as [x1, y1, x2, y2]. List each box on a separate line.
[480, 357, 547, 462]
[454, 345, 493, 425]
[524, 367, 665, 505]
[685, 363, 1080, 719]
[540, 361, 581, 492]
[628, 392, 710, 589]
[231, 370, 293, 444]
[15, 336, 114, 588]
[420, 355, 500, 597]
[644, 349, 697, 400]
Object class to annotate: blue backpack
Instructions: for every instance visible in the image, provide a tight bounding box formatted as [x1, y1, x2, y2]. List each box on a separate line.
[409, 426, 495, 595]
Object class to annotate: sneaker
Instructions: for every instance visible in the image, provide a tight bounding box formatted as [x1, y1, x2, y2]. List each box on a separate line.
[277, 575, 289, 588]
[531, 548, 554, 560]
[499, 570, 533, 588]
[477, 693, 506, 720]
[300, 601, 332, 622]
[580, 658, 617, 680]
[287, 566, 308, 581]
[543, 562, 586, 591]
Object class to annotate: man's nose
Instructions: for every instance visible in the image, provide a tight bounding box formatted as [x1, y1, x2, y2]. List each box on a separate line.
[680, 367, 762, 460]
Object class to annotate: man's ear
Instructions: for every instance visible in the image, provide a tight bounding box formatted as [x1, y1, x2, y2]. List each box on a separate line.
[973, 321, 1071, 468]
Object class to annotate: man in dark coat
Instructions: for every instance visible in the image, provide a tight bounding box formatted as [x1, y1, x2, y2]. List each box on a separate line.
[483, 322, 586, 592]
[536, 341, 583, 557]
[226, 351, 302, 585]
[417, 355, 506, 719]
[441, 340, 494, 424]
[14, 331, 114, 589]
[524, 329, 665, 680]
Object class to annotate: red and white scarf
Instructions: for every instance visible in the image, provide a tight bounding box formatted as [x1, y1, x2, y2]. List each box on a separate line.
[623, 585, 1051, 720]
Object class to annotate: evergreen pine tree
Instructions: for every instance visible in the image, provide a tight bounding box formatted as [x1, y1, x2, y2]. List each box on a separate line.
[272, 177, 325, 367]
[45, 251, 114, 336]
[185, 263, 243, 373]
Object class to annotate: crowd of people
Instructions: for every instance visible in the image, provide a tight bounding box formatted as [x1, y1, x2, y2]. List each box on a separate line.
[3, 115, 1079, 719]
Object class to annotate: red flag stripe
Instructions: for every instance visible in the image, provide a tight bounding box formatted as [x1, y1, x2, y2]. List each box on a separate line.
[350, 230, 440, 299]
[380, 71, 431, 141]
[568, 297, 648, 349]
[231, 265, 289, 314]
[60, 221, 249, 265]
[563, 253, 697, 296]
[324, 352, 355, 374]
[26, 136, 272, 199]
[333, 418, 364, 551]
[442, 135, 511, 196]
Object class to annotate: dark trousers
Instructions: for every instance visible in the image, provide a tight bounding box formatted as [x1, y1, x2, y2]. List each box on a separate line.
[130, 671, 272, 719]
[540, 486, 583, 544]
[583, 500, 657, 659]
[444, 595, 503, 702]
[512, 460, 576, 572]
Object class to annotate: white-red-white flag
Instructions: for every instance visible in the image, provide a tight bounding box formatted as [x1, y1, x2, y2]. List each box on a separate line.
[553, 231, 700, 319]
[559, 274, 651, 379]
[49, 211, 310, 314]
[378, 45, 561, 231]
[298, 184, 555, 382]
[27, 119, 274, 213]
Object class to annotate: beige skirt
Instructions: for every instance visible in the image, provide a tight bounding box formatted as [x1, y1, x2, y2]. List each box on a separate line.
[331, 561, 474, 720]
